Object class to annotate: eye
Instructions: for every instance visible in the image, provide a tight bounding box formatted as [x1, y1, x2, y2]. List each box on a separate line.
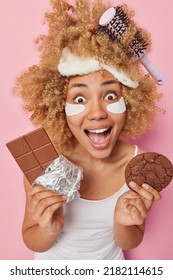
[105, 92, 117, 101]
[74, 96, 86, 103]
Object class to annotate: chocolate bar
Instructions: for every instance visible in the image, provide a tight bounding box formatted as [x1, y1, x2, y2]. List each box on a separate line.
[6, 128, 58, 183]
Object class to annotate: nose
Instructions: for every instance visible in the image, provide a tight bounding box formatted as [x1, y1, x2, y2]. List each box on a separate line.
[87, 101, 107, 121]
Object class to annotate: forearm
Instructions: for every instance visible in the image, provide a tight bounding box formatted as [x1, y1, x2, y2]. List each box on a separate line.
[22, 178, 65, 252]
[22, 225, 60, 252]
[114, 222, 144, 250]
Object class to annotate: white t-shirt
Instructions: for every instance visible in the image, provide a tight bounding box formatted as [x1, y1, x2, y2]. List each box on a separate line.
[35, 146, 138, 260]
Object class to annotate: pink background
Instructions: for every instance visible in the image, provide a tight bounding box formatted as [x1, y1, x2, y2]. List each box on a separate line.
[0, 0, 172, 260]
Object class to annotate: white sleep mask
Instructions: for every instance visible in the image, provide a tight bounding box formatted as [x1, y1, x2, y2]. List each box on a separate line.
[58, 47, 139, 89]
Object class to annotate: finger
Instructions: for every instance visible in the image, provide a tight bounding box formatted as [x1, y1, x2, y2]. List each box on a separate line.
[129, 181, 161, 201]
[28, 193, 66, 218]
[28, 184, 48, 196]
[31, 189, 64, 204]
[123, 190, 141, 198]
[142, 183, 161, 201]
[118, 190, 140, 204]
[34, 196, 67, 219]
[28, 184, 63, 198]
[39, 203, 65, 232]
[28, 186, 66, 211]
[129, 181, 156, 202]
[125, 202, 144, 225]
[125, 197, 148, 219]
[27, 185, 48, 204]
[128, 181, 155, 210]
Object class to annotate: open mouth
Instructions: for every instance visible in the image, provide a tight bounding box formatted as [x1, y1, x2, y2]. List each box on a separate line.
[84, 127, 112, 146]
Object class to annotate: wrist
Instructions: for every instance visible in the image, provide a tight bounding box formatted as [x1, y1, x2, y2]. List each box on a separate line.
[114, 223, 144, 250]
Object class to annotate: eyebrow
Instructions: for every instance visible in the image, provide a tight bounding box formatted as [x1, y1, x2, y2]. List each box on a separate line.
[69, 79, 119, 89]
[69, 83, 88, 89]
[101, 80, 119, 86]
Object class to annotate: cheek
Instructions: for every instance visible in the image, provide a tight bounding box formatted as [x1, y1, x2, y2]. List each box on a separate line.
[66, 114, 83, 133]
[111, 112, 126, 128]
[65, 103, 86, 135]
[106, 97, 126, 114]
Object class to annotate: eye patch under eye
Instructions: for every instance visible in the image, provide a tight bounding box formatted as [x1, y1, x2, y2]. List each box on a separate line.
[65, 103, 85, 116]
[106, 97, 126, 114]
[65, 97, 126, 116]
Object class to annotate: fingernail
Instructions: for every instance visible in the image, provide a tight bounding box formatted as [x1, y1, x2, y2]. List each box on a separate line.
[142, 183, 149, 190]
[62, 195, 67, 200]
[129, 181, 136, 188]
[123, 198, 128, 203]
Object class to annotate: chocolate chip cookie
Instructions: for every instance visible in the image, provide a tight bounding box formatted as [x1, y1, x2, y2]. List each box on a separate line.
[125, 152, 173, 192]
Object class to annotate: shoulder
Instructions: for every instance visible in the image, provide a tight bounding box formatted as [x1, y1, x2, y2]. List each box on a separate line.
[118, 140, 144, 163]
[136, 146, 145, 155]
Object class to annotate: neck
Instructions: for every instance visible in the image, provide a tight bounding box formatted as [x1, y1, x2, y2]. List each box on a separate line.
[65, 138, 125, 166]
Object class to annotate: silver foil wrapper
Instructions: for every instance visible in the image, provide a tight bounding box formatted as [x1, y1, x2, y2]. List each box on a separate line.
[33, 155, 83, 202]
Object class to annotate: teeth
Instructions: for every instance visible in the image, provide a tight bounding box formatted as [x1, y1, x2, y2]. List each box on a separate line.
[87, 128, 109, 134]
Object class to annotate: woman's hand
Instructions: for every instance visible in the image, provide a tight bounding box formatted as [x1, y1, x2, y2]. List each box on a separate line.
[114, 181, 161, 226]
[26, 185, 67, 234]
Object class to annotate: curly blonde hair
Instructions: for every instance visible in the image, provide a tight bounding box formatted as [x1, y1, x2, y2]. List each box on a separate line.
[14, 0, 162, 151]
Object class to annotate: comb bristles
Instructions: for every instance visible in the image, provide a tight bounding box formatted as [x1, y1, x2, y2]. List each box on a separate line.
[99, 7, 148, 58]
[128, 32, 148, 59]
[105, 7, 129, 42]
[98, 6, 165, 84]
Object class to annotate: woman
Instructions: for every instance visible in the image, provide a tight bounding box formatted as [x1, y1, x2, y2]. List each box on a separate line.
[14, 0, 162, 259]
